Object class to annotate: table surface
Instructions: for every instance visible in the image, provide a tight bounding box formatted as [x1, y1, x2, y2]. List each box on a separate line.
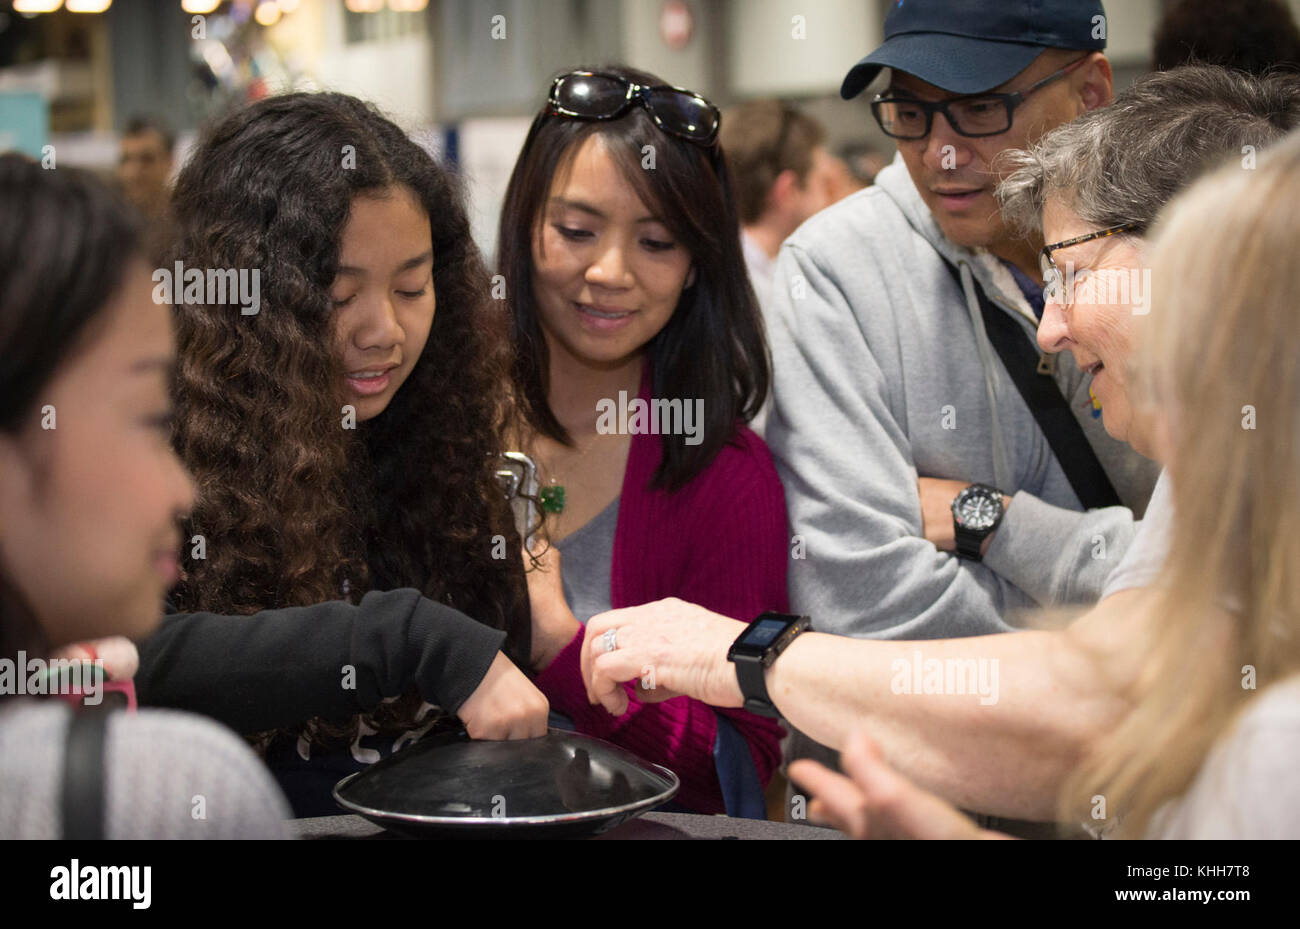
[290, 811, 844, 840]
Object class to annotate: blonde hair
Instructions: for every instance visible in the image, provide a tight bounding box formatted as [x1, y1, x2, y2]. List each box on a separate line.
[1061, 130, 1300, 836]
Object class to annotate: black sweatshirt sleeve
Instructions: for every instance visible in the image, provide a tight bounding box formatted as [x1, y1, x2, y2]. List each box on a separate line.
[135, 589, 507, 735]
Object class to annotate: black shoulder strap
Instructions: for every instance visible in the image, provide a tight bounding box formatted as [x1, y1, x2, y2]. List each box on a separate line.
[942, 259, 1122, 509]
[62, 707, 111, 840]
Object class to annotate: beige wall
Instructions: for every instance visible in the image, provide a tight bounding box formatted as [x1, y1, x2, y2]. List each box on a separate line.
[726, 0, 879, 97]
[620, 0, 724, 94]
[266, 0, 435, 124]
[1103, 0, 1162, 65]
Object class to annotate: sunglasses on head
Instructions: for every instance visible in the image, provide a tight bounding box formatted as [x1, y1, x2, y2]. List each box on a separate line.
[546, 71, 721, 146]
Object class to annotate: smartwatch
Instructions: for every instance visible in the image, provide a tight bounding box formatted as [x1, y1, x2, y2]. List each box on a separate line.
[727, 612, 811, 717]
[951, 482, 1006, 561]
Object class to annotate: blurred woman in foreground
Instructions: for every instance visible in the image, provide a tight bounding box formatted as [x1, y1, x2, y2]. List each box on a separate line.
[0, 153, 289, 838]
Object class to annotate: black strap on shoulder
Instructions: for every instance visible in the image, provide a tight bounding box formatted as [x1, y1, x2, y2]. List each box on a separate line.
[62, 707, 111, 840]
[942, 259, 1122, 509]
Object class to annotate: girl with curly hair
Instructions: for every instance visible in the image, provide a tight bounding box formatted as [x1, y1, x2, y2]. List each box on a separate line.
[134, 92, 548, 816]
[498, 66, 788, 816]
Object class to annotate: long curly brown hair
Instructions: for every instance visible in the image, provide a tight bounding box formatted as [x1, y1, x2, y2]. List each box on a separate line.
[166, 92, 530, 746]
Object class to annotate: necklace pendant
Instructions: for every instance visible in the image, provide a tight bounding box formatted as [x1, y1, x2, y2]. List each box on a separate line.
[540, 483, 566, 514]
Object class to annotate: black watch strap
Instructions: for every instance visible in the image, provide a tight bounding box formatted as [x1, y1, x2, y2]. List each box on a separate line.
[955, 526, 986, 561]
[733, 658, 776, 717]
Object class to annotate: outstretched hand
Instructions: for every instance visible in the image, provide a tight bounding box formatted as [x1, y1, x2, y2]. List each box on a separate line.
[789, 728, 1009, 840]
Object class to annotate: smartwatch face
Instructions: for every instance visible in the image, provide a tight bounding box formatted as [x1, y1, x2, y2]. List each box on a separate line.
[734, 614, 797, 657]
[745, 617, 789, 648]
[954, 489, 1001, 530]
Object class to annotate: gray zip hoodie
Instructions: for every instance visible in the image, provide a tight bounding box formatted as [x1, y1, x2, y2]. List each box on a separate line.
[764, 156, 1161, 640]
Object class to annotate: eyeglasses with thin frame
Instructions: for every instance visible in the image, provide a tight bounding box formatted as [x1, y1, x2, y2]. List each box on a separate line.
[871, 55, 1092, 140]
[1040, 222, 1141, 307]
[546, 70, 721, 146]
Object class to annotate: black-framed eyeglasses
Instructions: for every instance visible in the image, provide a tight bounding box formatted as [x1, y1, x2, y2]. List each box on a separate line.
[1040, 222, 1142, 306]
[871, 55, 1091, 140]
[547, 71, 721, 146]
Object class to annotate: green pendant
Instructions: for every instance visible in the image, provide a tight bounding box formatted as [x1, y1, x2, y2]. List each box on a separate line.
[539, 483, 566, 514]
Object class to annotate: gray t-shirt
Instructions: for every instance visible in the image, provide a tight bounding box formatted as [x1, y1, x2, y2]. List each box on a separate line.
[1146, 675, 1300, 838]
[1101, 469, 1173, 600]
[555, 495, 618, 625]
[0, 701, 291, 838]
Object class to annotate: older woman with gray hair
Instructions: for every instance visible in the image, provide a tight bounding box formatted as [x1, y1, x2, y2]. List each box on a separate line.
[970, 64, 1300, 602]
[573, 66, 1300, 835]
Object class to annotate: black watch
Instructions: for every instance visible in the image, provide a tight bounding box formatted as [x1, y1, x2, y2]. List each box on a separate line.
[951, 483, 1005, 562]
[727, 612, 811, 717]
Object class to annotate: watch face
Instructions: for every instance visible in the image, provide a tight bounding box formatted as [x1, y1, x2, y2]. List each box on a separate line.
[743, 617, 789, 649]
[732, 613, 802, 658]
[954, 489, 1001, 530]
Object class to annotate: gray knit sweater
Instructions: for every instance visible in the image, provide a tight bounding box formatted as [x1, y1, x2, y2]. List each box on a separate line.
[0, 701, 291, 839]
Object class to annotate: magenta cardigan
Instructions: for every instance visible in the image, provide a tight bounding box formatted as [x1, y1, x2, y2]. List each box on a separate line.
[534, 373, 789, 814]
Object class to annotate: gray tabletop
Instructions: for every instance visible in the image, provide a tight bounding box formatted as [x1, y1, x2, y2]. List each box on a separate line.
[290, 812, 844, 840]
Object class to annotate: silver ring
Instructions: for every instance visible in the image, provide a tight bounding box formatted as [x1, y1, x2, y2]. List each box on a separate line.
[602, 628, 618, 653]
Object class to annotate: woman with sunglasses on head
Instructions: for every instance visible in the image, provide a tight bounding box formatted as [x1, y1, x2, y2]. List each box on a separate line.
[499, 67, 787, 816]
[0, 153, 290, 838]
[131, 93, 549, 817]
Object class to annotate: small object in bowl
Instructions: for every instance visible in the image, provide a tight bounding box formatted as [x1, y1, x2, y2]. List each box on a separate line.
[333, 728, 678, 838]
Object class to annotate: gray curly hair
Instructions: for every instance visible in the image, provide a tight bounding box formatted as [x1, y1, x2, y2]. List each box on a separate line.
[996, 65, 1300, 236]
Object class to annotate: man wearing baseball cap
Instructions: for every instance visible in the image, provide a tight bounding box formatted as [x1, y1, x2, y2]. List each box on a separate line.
[764, 0, 1161, 823]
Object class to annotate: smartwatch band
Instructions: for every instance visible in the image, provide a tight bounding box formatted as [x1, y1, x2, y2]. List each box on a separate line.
[733, 657, 776, 717]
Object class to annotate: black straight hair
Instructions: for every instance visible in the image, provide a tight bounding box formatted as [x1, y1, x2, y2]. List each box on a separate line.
[498, 64, 771, 493]
[0, 153, 143, 666]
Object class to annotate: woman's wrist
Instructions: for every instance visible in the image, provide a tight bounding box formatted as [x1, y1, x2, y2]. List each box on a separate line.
[761, 630, 813, 716]
[531, 616, 582, 673]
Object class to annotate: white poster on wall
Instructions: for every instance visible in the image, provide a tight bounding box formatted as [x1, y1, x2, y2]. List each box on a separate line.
[456, 116, 535, 267]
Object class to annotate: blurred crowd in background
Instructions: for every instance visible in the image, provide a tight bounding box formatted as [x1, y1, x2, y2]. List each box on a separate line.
[5, 0, 1298, 264]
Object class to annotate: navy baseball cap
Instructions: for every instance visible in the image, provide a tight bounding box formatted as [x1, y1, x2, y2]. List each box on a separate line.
[841, 0, 1108, 99]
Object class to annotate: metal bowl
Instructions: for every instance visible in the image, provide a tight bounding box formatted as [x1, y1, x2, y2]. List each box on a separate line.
[332, 728, 679, 838]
